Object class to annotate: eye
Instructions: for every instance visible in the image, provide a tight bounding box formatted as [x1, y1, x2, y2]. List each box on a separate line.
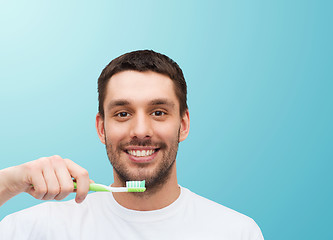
[152, 111, 165, 116]
[116, 112, 130, 118]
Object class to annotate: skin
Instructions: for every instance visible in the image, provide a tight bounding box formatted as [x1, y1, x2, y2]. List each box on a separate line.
[96, 70, 190, 210]
[0, 156, 90, 206]
[0, 70, 190, 211]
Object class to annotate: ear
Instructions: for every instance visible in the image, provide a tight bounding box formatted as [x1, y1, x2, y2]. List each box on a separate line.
[96, 113, 106, 145]
[179, 109, 190, 142]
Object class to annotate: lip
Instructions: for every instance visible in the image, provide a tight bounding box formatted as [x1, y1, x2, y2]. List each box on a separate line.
[125, 149, 159, 163]
[124, 146, 159, 151]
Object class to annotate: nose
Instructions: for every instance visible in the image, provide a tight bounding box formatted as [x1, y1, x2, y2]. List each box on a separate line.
[129, 112, 153, 140]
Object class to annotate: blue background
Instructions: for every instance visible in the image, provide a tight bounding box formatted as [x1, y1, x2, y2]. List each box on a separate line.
[1, 1, 332, 239]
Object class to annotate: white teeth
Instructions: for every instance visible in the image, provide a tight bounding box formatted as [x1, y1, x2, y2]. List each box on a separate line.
[127, 149, 156, 157]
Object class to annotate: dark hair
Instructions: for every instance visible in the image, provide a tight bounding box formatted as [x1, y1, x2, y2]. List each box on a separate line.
[98, 50, 188, 118]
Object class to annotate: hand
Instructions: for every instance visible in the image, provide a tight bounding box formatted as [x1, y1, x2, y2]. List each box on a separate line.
[0, 155, 90, 206]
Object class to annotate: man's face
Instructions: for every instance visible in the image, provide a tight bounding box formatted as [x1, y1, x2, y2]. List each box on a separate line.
[96, 70, 189, 190]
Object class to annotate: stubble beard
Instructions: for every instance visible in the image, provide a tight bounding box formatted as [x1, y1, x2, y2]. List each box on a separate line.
[105, 132, 180, 194]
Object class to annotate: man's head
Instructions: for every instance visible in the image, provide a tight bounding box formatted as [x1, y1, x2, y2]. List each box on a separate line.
[95, 50, 190, 193]
[98, 50, 188, 118]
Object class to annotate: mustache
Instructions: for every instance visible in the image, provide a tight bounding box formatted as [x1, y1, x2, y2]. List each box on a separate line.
[119, 139, 167, 149]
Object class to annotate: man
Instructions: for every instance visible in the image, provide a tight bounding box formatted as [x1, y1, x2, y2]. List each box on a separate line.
[0, 50, 264, 239]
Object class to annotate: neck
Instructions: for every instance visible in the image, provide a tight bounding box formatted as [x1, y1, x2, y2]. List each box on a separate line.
[111, 164, 180, 211]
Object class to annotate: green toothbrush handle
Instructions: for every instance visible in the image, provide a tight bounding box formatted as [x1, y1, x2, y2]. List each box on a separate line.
[73, 182, 110, 192]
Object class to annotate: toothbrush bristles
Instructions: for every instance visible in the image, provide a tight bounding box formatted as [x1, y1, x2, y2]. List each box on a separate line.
[126, 180, 146, 192]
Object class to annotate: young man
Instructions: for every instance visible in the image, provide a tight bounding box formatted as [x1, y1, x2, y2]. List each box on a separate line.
[0, 50, 264, 239]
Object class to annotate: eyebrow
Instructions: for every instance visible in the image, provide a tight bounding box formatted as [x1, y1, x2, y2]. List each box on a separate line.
[107, 99, 130, 110]
[107, 98, 175, 110]
[149, 99, 175, 108]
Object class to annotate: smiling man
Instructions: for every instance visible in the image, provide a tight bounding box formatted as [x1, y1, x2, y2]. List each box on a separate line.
[0, 50, 264, 239]
[96, 69, 189, 210]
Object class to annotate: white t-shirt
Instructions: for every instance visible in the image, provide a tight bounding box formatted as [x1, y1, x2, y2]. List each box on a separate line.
[0, 187, 264, 240]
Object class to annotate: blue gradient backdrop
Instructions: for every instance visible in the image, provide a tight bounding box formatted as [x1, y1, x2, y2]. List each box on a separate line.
[0, 1, 332, 239]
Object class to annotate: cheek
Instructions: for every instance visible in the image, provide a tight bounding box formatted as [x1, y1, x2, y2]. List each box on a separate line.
[105, 122, 129, 141]
[154, 122, 180, 141]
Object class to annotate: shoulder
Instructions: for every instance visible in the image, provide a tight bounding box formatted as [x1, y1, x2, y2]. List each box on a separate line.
[0, 192, 108, 238]
[4, 192, 107, 219]
[181, 187, 263, 239]
[0, 192, 110, 239]
[183, 187, 248, 217]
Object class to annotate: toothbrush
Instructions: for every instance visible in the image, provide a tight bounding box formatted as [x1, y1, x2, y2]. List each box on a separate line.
[73, 180, 146, 192]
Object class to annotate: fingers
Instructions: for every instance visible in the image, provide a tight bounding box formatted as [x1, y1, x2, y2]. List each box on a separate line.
[64, 159, 90, 203]
[52, 158, 75, 201]
[41, 160, 61, 200]
[27, 169, 47, 200]
[24, 155, 90, 203]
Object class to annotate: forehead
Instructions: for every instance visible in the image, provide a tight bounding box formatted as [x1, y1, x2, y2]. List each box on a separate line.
[104, 70, 178, 107]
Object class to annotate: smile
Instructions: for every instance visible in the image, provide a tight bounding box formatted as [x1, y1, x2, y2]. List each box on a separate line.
[127, 149, 157, 157]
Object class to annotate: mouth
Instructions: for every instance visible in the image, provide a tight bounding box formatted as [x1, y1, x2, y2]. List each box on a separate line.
[127, 149, 157, 157]
[124, 147, 160, 163]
